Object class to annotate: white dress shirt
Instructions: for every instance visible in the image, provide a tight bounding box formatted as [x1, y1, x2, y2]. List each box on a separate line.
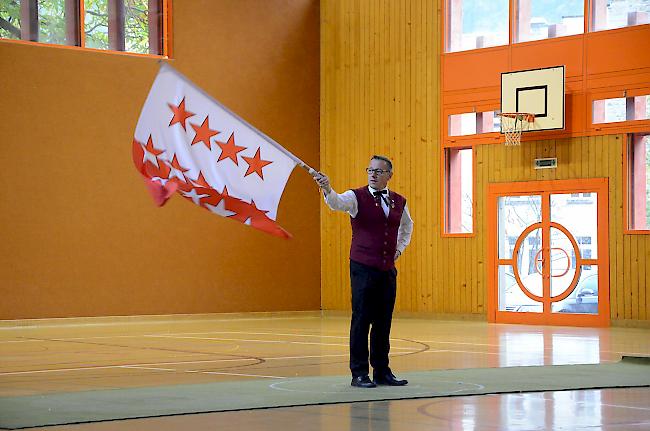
[323, 186, 414, 255]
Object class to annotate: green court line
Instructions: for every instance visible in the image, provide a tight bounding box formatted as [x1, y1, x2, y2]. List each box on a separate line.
[0, 357, 648, 429]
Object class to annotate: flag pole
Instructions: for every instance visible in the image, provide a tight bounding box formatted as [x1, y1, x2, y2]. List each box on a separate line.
[157, 62, 319, 177]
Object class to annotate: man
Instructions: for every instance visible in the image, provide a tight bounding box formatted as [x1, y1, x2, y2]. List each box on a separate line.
[313, 155, 413, 388]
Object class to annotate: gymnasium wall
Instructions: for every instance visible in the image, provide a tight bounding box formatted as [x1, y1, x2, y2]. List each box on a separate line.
[0, 0, 320, 319]
[320, 0, 649, 323]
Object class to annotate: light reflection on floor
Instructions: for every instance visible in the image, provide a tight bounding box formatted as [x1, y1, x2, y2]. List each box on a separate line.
[1, 314, 648, 430]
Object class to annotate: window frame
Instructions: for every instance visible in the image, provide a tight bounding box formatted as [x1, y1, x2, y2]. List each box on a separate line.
[623, 132, 650, 235]
[589, 87, 650, 133]
[0, 0, 172, 57]
[444, 104, 504, 146]
[444, 0, 649, 54]
[442, 146, 476, 237]
[514, 0, 587, 44]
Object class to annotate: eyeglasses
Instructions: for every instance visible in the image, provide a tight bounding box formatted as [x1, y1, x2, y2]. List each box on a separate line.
[366, 168, 390, 175]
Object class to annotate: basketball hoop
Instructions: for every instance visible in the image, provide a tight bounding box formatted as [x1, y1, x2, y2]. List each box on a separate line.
[499, 113, 535, 146]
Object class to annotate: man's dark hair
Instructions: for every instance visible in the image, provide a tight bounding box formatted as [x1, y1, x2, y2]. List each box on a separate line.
[371, 155, 393, 171]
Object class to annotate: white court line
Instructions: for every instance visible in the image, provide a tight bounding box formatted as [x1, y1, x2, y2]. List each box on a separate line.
[119, 366, 178, 372]
[0, 358, 256, 376]
[0, 316, 323, 331]
[0, 350, 421, 376]
[1, 330, 405, 344]
[145, 334, 416, 351]
[122, 365, 285, 379]
[186, 370, 285, 379]
[151, 331, 351, 340]
[2, 331, 639, 362]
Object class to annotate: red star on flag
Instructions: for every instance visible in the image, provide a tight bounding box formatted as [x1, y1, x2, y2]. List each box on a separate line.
[216, 133, 247, 166]
[203, 186, 236, 217]
[134, 64, 299, 238]
[168, 97, 195, 130]
[166, 155, 190, 183]
[140, 135, 164, 168]
[226, 198, 268, 224]
[242, 147, 273, 179]
[190, 116, 219, 149]
[190, 171, 211, 188]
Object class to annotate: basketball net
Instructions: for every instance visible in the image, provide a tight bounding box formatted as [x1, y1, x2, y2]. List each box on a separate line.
[499, 113, 535, 146]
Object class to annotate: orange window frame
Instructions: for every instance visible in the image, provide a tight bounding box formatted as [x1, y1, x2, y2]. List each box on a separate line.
[441, 146, 476, 237]
[623, 133, 650, 234]
[486, 178, 611, 327]
[1, 0, 172, 58]
[444, 105, 503, 146]
[589, 87, 650, 134]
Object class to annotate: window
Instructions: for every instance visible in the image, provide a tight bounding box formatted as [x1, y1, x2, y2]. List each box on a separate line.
[593, 94, 650, 124]
[449, 110, 501, 136]
[446, 0, 509, 52]
[516, 0, 584, 42]
[627, 133, 650, 231]
[0, 0, 168, 55]
[444, 147, 473, 234]
[592, 0, 650, 31]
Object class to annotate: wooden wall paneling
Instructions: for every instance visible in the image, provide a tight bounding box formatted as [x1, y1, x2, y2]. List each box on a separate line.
[569, 135, 579, 178]
[613, 136, 624, 319]
[516, 143, 526, 181]
[624, 232, 632, 319]
[320, 0, 329, 308]
[589, 136, 598, 179]
[408, 0, 416, 311]
[557, 138, 570, 180]
[478, 148, 486, 314]
[323, 0, 647, 322]
[326, 0, 335, 309]
[414, 0, 421, 312]
[330, 0, 340, 310]
[402, 0, 411, 312]
[340, 0, 348, 310]
[329, 0, 339, 310]
[474, 147, 483, 314]
[426, 0, 433, 312]
[639, 238, 647, 320]
[630, 234, 639, 320]
[604, 135, 617, 319]
[456, 238, 462, 312]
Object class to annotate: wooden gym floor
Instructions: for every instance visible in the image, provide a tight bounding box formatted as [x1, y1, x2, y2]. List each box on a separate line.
[1, 312, 649, 430]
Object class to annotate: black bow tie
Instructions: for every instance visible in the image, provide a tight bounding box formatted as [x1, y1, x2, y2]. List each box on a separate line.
[372, 190, 387, 197]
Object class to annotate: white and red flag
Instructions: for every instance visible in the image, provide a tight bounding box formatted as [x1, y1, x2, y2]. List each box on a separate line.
[133, 64, 306, 238]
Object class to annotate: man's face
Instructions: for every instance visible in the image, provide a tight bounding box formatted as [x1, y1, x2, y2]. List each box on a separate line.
[367, 158, 392, 190]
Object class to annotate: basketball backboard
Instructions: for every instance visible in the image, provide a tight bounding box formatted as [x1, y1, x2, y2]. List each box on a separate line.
[501, 66, 565, 132]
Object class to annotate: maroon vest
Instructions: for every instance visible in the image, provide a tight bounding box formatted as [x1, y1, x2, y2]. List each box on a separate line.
[349, 187, 406, 271]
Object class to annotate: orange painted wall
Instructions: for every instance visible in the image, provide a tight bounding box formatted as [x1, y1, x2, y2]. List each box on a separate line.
[0, 0, 321, 319]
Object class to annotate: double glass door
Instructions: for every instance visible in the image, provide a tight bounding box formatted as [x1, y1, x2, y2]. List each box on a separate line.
[488, 179, 609, 326]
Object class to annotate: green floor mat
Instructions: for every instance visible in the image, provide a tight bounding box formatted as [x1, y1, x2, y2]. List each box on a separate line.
[1, 356, 648, 429]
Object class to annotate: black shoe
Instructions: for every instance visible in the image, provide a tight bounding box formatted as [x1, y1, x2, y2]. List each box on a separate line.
[373, 371, 408, 386]
[351, 375, 377, 388]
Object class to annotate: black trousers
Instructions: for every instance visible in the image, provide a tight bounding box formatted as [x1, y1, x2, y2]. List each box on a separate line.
[349, 260, 397, 378]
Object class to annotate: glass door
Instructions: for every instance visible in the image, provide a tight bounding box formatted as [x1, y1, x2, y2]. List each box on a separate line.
[488, 179, 609, 327]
